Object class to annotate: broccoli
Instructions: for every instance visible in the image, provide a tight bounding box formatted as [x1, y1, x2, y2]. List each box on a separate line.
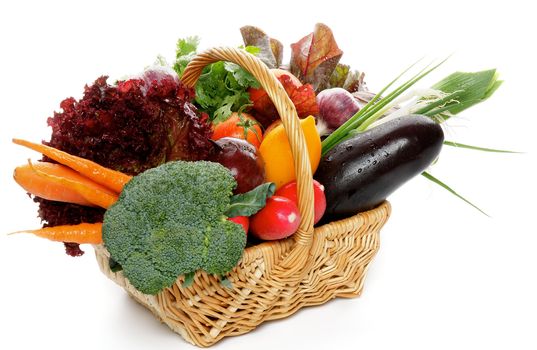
[102, 161, 247, 295]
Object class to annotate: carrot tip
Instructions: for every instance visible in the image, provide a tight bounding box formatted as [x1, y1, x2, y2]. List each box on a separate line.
[7, 230, 31, 236]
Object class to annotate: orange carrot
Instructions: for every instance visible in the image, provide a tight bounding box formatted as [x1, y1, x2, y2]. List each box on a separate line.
[23, 160, 119, 209]
[14, 161, 107, 207]
[10, 223, 103, 244]
[12, 138, 132, 193]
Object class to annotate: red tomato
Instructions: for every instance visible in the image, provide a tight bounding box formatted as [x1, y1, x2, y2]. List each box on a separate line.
[250, 196, 301, 240]
[212, 112, 263, 149]
[275, 180, 327, 224]
[228, 216, 249, 234]
[264, 120, 282, 136]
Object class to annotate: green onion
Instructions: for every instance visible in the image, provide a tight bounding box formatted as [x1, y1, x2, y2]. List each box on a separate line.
[321, 58, 449, 155]
[421, 171, 488, 216]
[443, 141, 520, 153]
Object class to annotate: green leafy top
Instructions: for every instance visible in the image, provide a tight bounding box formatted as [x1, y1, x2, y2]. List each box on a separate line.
[174, 36, 200, 76]
[174, 38, 260, 122]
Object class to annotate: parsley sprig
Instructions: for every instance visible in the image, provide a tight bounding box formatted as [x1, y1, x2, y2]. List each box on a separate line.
[174, 37, 260, 122]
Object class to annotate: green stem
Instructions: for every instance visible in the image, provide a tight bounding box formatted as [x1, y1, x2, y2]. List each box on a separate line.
[322, 57, 449, 153]
[423, 104, 458, 118]
[321, 58, 426, 155]
[443, 141, 521, 153]
[415, 90, 461, 116]
[421, 171, 489, 216]
[358, 102, 397, 132]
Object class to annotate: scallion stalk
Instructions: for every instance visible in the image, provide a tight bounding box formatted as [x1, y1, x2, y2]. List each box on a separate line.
[321, 57, 449, 155]
[443, 141, 520, 153]
[421, 171, 489, 216]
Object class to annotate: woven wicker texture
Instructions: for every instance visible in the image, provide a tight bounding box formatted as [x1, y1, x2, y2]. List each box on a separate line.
[94, 47, 391, 347]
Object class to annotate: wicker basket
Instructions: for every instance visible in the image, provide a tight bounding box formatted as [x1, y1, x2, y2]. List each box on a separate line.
[94, 47, 391, 347]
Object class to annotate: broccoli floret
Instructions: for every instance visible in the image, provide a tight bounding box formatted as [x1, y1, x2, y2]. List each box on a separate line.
[102, 161, 246, 295]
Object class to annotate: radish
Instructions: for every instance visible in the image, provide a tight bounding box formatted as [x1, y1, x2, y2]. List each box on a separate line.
[275, 180, 326, 224]
[249, 196, 301, 240]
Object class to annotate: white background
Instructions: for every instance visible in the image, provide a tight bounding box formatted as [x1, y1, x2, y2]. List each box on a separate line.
[1, 1, 536, 349]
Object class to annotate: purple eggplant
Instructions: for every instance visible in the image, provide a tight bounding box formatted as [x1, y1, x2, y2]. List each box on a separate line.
[315, 115, 444, 221]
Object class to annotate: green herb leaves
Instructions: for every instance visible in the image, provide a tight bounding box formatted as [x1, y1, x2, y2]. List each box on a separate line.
[174, 38, 260, 122]
[174, 37, 200, 76]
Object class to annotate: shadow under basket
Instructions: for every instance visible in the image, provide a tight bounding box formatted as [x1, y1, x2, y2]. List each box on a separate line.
[94, 46, 391, 347]
[94, 201, 390, 347]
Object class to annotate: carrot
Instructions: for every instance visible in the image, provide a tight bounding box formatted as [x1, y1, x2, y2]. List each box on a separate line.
[10, 223, 103, 244]
[14, 161, 108, 207]
[12, 138, 132, 193]
[23, 160, 119, 209]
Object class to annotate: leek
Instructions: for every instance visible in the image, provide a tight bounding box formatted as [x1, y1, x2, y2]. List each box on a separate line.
[417, 69, 503, 119]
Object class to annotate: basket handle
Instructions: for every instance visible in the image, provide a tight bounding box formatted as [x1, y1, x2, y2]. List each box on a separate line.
[181, 47, 315, 267]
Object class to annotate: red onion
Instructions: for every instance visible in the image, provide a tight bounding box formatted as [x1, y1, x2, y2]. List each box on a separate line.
[316, 88, 362, 135]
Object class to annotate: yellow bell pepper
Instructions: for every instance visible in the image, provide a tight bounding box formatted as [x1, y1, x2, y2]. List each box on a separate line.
[259, 116, 321, 189]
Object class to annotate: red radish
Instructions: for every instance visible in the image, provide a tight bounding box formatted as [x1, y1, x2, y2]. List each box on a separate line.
[250, 196, 301, 240]
[275, 180, 327, 224]
[228, 216, 249, 234]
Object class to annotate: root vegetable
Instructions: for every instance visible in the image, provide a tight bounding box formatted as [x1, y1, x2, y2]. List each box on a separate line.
[10, 223, 103, 244]
[12, 138, 132, 193]
[316, 88, 362, 135]
[14, 162, 117, 207]
[249, 196, 301, 240]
